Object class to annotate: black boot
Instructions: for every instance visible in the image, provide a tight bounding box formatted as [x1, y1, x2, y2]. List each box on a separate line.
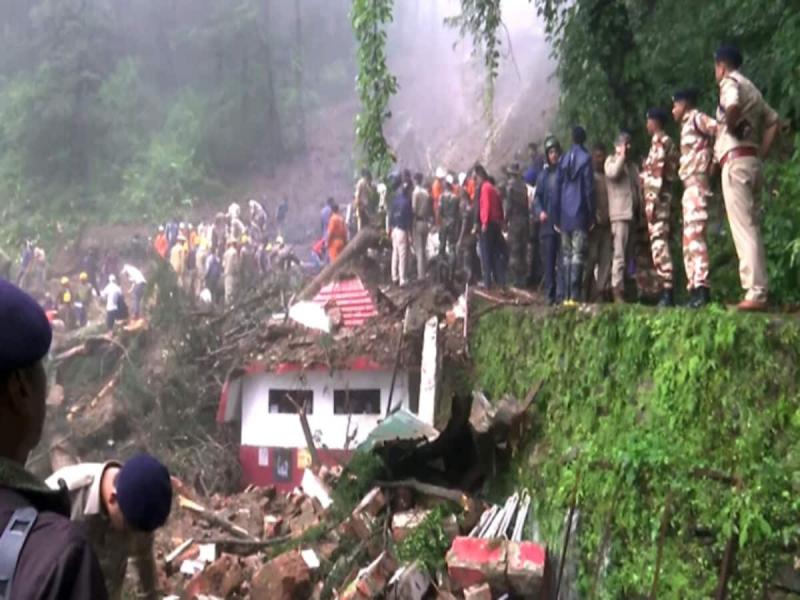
[657, 289, 674, 307]
[688, 286, 710, 308]
[684, 287, 697, 307]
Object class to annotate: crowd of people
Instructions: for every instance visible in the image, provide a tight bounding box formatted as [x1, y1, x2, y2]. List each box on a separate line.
[373, 44, 779, 311]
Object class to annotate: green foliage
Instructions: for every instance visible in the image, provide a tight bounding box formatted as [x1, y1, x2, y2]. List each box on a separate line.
[330, 451, 387, 520]
[352, 0, 398, 178]
[472, 307, 800, 598]
[396, 504, 457, 573]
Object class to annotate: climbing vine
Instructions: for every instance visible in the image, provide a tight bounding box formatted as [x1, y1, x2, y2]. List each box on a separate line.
[446, 0, 502, 124]
[472, 307, 800, 598]
[351, 0, 398, 178]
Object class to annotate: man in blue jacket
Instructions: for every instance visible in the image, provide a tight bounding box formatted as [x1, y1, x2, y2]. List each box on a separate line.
[554, 126, 595, 305]
[533, 136, 563, 305]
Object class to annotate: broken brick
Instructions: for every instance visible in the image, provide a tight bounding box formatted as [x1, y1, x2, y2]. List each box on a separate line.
[355, 487, 386, 517]
[463, 582, 492, 600]
[262, 514, 283, 538]
[182, 553, 243, 600]
[340, 551, 399, 600]
[506, 541, 547, 599]
[250, 551, 312, 600]
[387, 561, 431, 600]
[446, 537, 507, 591]
[391, 509, 432, 543]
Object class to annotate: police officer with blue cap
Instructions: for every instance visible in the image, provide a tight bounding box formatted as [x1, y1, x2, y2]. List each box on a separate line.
[47, 453, 173, 600]
[0, 278, 109, 599]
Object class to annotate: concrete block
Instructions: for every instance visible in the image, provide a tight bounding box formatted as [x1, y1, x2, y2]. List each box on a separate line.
[506, 541, 546, 598]
[446, 537, 507, 591]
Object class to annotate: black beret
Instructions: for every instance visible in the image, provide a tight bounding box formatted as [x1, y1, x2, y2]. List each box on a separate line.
[715, 44, 743, 68]
[572, 126, 587, 144]
[117, 454, 173, 532]
[646, 107, 669, 125]
[672, 88, 699, 104]
[0, 278, 52, 371]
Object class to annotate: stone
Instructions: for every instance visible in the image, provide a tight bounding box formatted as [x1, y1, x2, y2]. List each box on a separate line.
[463, 583, 492, 600]
[183, 554, 243, 599]
[250, 551, 313, 600]
[506, 541, 546, 599]
[446, 537, 507, 591]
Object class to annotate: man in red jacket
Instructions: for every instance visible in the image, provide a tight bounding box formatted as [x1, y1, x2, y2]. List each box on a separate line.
[475, 164, 508, 288]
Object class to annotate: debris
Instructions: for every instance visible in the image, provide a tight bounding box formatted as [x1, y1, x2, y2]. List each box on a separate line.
[166, 538, 196, 566]
[300, 549, 321, 570]
[506, 541, 547, 599]
[391, 510, 432, 543]
[288, 300, 331, 332]
[301, 468, 333, 510]
[250, 550, 313, 600]
[262, 515, 283, 539]
[386, 561, 432, 600]
[446, 537, 508, 591]
[463, 582, 493, 600]
[183, 554, 244, 599]
[178, 495, 257, 540]
[340, 551, 399, 600]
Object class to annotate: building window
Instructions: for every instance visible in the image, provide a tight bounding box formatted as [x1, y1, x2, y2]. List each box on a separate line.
[334, 389, 381, 415]
[269, 389, 313, 414]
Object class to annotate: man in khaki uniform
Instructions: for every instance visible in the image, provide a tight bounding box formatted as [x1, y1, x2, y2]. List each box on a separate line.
[46, 455, 172, 600]
[714, 44, 780, 311]
[604, 131, 641, 303]
[353, 168, 374, 231]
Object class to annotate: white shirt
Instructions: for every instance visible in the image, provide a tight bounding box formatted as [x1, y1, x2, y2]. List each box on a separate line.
[100, 282, 122, 311]
[121, 264, 146, 285]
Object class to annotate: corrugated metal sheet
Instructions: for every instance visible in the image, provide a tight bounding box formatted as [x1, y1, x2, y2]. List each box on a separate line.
[313, 277, 378, 328]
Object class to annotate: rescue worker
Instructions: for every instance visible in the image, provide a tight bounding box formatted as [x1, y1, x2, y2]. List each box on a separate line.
[641, 107, 680, 306]
[227, 204, 246, 243]
[504, 163, 530, 288]
[431, 167, 447, 224]
[0, 279, 109, 599]
[713, 44, 780, 311]
[121, 264, 147, 321]
[75, 272, 94, 327]
[412, 172, 433, 280]
[170, 234, 188, 288]
[211, 213, 227, 257]
[327, 204, 348, 262]
[438, 175, 461, 260]
[554, 126, 595, 305]
[100, 275, 123, 331]
[585, 144, 612, 301]
[46, 455, 172, 600]
[475, 164, 507, 289]
[353, 169, 373, 231]
[249, 199, 269, 239]
[222, 239, 240, 307]
[388, 177, 413, 286]
[456, 186, 479, 285]
[57, 276, 75, 330]
[672, 88, 719, 308]
[605, 131, 641, 303]
[534, 136, 563, 305]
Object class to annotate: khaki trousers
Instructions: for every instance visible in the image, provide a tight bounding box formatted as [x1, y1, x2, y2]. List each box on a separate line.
[610, 220, 631, 290]
[721, 156, 768, 301]
[585, 225, 613, 299]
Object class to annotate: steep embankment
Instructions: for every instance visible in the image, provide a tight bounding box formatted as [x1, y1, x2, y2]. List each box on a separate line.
[471, 306, 800, 598]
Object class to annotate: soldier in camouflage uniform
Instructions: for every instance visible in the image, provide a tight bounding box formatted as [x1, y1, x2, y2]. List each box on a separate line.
[672, 88, 719, 308]
[641, 107, 680, 306]
[504, 163, 530, 288]
[438, 174, 461, 259]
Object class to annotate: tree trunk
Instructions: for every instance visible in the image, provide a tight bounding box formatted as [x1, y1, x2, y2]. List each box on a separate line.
[296, 227, 381, 301]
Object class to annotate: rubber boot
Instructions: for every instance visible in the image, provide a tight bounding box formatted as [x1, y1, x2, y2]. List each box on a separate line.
[689, 286, 710, 308]
[684, 287, 697, 308]
[657, 288, 674, 308]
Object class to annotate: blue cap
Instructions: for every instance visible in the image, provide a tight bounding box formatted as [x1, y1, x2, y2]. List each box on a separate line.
[646, 107, 669, 125]
[572, 126, 587, 144]
[116, 454, 173, 532]
[0, 278, 52, 371]
[715, 44, 743, 68]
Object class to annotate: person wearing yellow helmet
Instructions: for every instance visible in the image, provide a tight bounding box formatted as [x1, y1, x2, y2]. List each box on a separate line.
[57, 276, 75, 330]
[75, 272, 94, 327]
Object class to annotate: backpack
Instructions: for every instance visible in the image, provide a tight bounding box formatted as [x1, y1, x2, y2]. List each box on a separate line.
[0, 507, 38, 599]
